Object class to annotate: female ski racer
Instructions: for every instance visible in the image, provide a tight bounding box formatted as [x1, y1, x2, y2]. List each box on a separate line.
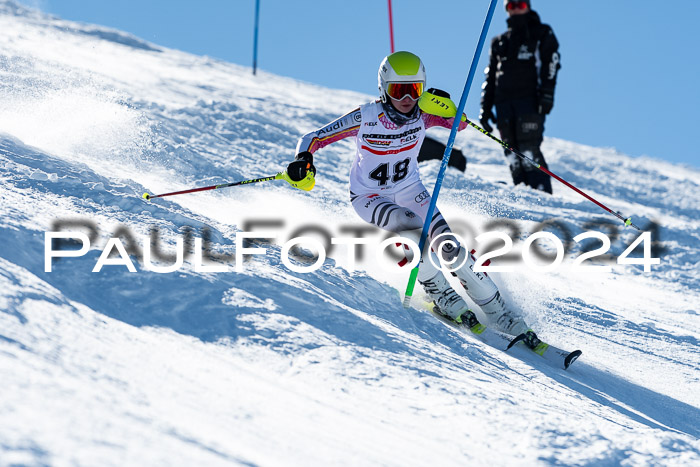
[284, 51, 541, 347]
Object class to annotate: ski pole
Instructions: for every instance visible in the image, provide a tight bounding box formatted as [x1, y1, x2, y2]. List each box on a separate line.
[466, 118, 641, 230]
[403, 0, 499, 308]
[142, 173, 283, 200]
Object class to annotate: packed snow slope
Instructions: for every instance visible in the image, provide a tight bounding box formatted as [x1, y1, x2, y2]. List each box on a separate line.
[1, 1, 699, 465]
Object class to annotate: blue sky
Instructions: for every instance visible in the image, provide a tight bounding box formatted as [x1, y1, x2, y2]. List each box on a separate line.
[23, 0, 699, 169]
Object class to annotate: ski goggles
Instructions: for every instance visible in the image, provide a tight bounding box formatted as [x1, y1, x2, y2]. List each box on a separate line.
[385, 81, 424, 101]
[506, 1, 528, 11]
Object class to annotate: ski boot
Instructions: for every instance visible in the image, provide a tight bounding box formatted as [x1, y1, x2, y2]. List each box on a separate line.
[420, 272, 465, 319]
[420, 271, 482, 329]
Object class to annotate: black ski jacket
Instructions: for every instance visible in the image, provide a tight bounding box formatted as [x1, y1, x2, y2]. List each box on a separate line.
[481, 11, 560, 109]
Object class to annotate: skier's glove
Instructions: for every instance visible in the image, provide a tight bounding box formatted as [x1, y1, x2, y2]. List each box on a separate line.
[418, 88, 466, 121]
[283, 151, 316, 191]
[479, 107, 496, 134]
[537, 89, 554, 115]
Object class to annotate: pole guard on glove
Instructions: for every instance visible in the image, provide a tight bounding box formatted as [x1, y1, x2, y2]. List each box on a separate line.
[418, 88, 467, 122]
[283, 151, 316, 191]
[278, 170, 315, 191]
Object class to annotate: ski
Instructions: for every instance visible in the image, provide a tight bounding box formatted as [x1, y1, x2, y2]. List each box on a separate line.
[429, 308, 582, 370]
[507, 331, 583, 369]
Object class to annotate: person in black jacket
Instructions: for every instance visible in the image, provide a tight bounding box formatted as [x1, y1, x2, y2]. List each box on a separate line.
[479, 0, 560, 194]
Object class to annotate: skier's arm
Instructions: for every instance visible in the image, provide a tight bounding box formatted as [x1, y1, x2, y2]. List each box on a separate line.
[295, 108, 362, 154]
[422, 113, 469, 131]
[537, 25, 560, 114]
[418, 89, 469, 131]
[480, 37, 498, 116]
[286, 108, 361, 191]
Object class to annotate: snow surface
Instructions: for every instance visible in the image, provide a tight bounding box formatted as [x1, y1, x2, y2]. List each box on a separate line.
[1, 1, 699, 465]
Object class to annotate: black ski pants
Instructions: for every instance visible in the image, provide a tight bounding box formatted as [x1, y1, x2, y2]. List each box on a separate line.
[495, 97, 552, 194]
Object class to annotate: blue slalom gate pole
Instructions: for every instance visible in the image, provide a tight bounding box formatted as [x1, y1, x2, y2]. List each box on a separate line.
[403, 0, 499, 307]
[253, 0, 260, 75]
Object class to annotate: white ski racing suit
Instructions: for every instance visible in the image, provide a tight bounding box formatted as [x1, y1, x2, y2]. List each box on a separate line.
[295, 100, 529, 335]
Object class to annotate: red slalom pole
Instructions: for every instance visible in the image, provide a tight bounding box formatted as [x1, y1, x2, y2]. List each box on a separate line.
[387, 0, 395, 53]
[466, 118, 641, 230]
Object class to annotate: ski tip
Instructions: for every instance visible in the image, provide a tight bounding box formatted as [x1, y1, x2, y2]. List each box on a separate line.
[142, 192, 151, 200]
[564, 350, 583, 370]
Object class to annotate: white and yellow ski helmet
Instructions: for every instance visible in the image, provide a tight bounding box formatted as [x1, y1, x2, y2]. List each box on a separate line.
[378, 51, 426, 103]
